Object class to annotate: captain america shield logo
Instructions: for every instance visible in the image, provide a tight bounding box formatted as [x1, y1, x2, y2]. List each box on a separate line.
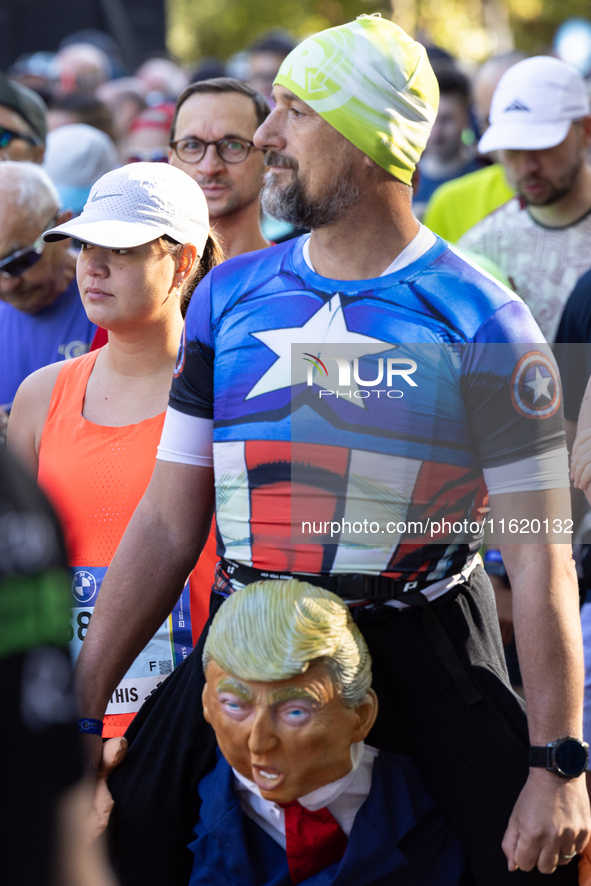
[510, 350, 561, 419]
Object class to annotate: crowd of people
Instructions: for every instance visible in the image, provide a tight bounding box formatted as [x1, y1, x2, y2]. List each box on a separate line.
[5, 11, 591, 886]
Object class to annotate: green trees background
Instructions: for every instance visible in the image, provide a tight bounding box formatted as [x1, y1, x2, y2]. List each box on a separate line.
[166, 0, 591, 65]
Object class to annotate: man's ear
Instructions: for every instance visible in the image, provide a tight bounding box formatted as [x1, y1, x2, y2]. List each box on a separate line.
[351, 688, 378, 742]
[55, 209, 73, 227]
[32, 144, 45, 165]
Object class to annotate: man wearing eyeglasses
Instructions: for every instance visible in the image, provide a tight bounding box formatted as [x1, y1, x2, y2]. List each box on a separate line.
[0, 162, 96, 430]
[0, 72, 46, 164]
[168, 78, 270, 258]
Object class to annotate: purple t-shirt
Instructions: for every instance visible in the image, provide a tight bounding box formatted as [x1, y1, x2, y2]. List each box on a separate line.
[0, 279, 96, 410]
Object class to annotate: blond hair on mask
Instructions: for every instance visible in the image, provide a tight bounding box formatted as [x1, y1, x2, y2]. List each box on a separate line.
[203, 579, 372, 706]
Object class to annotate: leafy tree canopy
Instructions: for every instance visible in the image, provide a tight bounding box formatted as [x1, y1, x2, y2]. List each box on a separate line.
[166, 0, 591, 67]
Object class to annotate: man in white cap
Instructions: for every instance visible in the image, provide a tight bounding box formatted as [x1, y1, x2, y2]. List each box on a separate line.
[459, 56, 591, 342]
[75, 17, 588, 886]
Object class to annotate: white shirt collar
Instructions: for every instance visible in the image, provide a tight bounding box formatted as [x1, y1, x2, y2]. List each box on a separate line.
[301, 224, 436, 277]
[232, 743, 379, 847]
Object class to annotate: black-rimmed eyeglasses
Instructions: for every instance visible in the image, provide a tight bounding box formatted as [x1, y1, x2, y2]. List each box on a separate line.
[0, 216, 57, 278]
[0, 126, 40, 150]
[169, 136, 257, 165]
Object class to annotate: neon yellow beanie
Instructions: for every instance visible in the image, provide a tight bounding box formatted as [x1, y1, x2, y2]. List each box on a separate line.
[274, 14, 439, 186]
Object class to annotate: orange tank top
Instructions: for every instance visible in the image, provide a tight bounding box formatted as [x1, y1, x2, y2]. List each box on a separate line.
[38, 349, 216, 736]
[39, 349, 166, 564]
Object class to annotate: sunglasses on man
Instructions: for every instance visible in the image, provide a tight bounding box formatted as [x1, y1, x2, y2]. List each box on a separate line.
[0, 215, 57, 278]
[0, 126, 40, 150]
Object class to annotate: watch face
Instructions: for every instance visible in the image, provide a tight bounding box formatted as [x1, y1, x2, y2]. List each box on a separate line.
[554, 740, 588, 777]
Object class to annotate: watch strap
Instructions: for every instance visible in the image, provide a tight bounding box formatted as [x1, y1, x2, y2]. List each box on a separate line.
[529, 738, 589, 778]
[529, 746, 550, 769]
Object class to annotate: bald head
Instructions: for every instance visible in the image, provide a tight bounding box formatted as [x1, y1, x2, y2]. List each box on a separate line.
[473, 51, 527, 134]
[56, 43, 111, 94]
[0, 161, 59, 229]
[0, 163, 73, 314]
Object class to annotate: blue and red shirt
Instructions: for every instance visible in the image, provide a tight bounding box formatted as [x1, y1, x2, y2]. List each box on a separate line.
[169, 235, 564, 582]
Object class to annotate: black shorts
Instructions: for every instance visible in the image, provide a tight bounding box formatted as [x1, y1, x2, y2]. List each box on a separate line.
[107, 569, 577, 886]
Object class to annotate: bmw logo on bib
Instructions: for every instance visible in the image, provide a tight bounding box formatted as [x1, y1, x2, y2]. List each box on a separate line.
[72, 570, 97, 604]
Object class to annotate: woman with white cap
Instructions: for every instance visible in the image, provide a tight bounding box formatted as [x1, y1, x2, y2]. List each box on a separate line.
[8, 161, 223, 739]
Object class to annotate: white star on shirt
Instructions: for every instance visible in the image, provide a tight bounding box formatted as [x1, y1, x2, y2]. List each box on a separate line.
[246, 294, 392, 406]
[525, 366, 553, 403]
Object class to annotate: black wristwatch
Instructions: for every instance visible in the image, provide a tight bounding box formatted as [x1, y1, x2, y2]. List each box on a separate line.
[529, 736, 589, 778]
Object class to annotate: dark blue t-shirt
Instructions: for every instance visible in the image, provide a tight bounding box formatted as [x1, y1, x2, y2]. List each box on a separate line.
[0, 279, 96, 410]
[554, 267, 591, 422]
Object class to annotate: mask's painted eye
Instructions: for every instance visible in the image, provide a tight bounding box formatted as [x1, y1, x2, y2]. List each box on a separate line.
[218, 692, 250, 718]
[280, 700, 313, 725]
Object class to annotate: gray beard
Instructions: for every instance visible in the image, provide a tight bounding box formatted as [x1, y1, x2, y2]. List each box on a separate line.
[261, 169, 360, 229]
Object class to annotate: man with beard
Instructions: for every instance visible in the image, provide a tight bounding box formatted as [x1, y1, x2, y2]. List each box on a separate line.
[459, 56, 591, 343]
[76, 17, 589, 886]
[168, 78, 270, 258]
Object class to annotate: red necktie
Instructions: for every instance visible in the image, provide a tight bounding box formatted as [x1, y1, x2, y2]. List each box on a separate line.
[279, 801, 348, 884]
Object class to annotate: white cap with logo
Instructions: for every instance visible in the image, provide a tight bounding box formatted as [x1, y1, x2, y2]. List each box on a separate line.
[478, 56, 590, 154]
[43, 162, 210, 256]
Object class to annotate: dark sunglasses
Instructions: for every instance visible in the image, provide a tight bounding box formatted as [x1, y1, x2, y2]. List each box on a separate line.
[0, 215, 57, 278]
[0, 126, 39, 149]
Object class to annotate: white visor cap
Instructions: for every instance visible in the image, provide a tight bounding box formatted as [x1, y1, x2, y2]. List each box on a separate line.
[478, 56, 590, 154]
[43, 162, 210, 256]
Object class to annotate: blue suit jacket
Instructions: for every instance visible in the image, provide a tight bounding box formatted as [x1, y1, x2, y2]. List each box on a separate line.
[188, 750, 465, 886]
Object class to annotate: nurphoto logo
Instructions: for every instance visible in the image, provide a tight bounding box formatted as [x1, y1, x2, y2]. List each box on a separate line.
[303, 351, 418, 400]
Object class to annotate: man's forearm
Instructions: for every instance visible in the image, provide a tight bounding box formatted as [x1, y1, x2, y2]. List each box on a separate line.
[75, 462, 215, 719]
[491, 490, 590, 873]
[503, 543, 583, 742]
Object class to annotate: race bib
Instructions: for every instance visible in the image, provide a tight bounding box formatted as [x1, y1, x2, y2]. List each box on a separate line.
[69, 567, 192, 715]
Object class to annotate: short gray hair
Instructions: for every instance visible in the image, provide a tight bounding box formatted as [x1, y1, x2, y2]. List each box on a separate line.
[203, 579, 373, 706]
[0, 161, 59, 227]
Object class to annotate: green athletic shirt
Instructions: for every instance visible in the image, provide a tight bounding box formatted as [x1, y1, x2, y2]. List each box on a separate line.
[0, 447, 70, 659]
[423, 163, 514, 244]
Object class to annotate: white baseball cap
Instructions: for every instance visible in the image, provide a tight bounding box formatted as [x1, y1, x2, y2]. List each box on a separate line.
[43, 162, 210, 256]
[43, 124, 120, 214]
[478, 56, 590, 154]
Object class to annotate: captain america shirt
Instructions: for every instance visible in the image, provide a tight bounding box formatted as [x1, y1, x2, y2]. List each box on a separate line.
[160, 232, 567, 585]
